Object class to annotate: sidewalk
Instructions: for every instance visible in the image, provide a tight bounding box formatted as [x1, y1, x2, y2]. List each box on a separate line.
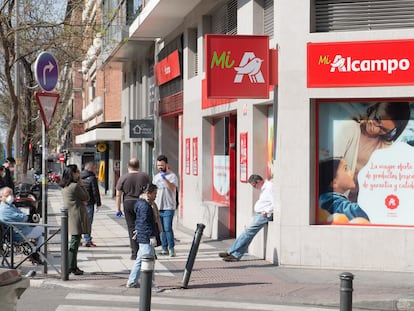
[16, 186, 414, 310]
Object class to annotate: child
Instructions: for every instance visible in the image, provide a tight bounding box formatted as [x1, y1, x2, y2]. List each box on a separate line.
[319, 157, 370, 223]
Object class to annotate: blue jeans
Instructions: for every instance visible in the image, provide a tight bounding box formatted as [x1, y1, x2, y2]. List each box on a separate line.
[83, 204, 94, 243]
[127, 243, 155, 286]
[227, 213, 269, 259]
[159, 210, 175, 250]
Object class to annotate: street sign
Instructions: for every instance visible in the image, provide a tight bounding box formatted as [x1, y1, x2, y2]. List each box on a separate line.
[59, 154, 65, 162]
[129, 119, 154, 139]
[35, 92, 59, 131]
[34, 52, 59, 92]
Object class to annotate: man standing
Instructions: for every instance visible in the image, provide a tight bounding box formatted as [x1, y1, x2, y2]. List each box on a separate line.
[153, 155, 178, 257]
[116, 157, 151, 260]
[3, 157, 15, 193]
[81, 162, 102, 247]
[0, 186, 44, 264]
[219, 174, 274, 262]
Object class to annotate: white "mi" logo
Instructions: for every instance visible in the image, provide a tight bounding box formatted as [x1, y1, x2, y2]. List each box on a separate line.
[234, 52, 264, 83]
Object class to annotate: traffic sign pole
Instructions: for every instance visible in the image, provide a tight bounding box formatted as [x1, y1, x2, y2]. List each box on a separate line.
[33, 52, 59, 272]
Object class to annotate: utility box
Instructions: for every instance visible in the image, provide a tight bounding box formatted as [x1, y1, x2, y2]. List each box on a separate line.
[201, 202, 230, 239]
[0, 268, 30, 311]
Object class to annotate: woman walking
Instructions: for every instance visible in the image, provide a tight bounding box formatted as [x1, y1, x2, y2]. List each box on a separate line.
[60, 164, 90, 275]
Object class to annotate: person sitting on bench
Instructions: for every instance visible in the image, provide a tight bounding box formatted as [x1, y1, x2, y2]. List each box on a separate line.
[0, 186, 44, 264]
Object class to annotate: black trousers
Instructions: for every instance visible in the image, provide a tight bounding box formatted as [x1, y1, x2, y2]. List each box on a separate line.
[123, 199, 138, 256]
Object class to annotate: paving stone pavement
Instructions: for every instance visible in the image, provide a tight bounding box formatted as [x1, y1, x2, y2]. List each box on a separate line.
[9, 186, 414, 311]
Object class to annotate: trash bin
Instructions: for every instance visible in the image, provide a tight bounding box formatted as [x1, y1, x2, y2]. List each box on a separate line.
[0, 268, 30, 311]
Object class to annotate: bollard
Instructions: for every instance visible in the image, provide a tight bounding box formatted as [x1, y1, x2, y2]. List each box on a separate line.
[139, 254, 154, 311]
[181, 223, 205, 289]
[339, 272, 354, 311]
[61, 208, 69, 281]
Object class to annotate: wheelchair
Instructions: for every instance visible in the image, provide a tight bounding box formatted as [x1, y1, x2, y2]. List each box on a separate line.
[1, 222, 43, 268]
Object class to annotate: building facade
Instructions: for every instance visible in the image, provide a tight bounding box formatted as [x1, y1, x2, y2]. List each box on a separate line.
[90, 0, 414, 272]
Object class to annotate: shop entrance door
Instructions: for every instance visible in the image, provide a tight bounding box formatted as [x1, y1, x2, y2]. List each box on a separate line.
[212, 114, 237, 237]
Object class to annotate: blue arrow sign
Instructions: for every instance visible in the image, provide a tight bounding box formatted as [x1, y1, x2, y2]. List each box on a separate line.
[34, 52, 59, 92]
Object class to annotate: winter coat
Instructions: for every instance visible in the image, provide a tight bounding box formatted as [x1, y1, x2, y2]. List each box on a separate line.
[80, 169, 102, 207]
[62, 182, 90, 235]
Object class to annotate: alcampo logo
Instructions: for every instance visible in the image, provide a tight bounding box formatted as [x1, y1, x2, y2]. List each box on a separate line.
[210, 51, 265, 83]
[318, 54, 411, 74]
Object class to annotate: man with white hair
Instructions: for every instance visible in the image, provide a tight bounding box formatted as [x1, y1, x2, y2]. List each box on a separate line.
[0, 186, 44, 264]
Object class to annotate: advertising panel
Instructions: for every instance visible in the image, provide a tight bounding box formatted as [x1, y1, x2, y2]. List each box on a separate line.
[185, 138, 190, 175]
[154, 49, 180, 86]
[205, 34, 269, 98]
[308, 40, 414, 87]
[192, 137, 198, 176]
[240, 132, 248, 182]
[317, 100, 414, 226]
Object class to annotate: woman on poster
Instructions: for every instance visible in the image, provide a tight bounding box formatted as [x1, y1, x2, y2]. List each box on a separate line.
[333, 101, 411, 202]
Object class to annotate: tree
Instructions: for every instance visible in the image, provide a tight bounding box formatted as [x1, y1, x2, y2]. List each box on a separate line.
[0, 0, 91, 175]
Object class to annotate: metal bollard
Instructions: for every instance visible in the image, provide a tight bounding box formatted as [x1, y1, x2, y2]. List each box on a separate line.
[139, 254, 155, 311]
[339, 272, 354, 311]
[61, 208, 69, 281]
[181, 223, 205, 289]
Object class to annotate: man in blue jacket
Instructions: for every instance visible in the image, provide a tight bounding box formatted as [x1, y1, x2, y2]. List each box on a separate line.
[0, 186, 44, 264]
[126, 184, 161, 292]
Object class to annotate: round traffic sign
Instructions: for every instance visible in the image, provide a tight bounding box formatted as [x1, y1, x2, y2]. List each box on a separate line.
[34, 52, 59, 92]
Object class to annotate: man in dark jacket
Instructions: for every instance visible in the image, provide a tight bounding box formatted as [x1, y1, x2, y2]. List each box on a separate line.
[80, 162, 102, 247]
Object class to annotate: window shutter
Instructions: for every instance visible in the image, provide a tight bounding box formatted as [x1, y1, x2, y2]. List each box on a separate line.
[264, 0, 274, 38]
[314, 0, 414, 32]
[212, 0, 238, 34]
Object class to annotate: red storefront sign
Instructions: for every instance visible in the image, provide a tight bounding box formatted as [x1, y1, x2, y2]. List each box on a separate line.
[308, 40, 414, 87]
[154, 49, 180, 86]
[205, 34, 269, 98]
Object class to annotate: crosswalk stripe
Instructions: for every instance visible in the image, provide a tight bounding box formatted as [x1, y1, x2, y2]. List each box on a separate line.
[65, 293, 333, 311]
[56, 306, 136, 311]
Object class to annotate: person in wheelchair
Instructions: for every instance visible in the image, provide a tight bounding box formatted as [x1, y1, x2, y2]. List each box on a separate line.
[0, 186, 44, 264]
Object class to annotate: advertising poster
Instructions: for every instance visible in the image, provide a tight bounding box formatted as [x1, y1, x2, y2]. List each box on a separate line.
[267, 106, 274, 179]
[185, 138, 190, 175]
[240, 132, 248, 182]
[317, 101, 414, 226]
[212, 155, 230, 205]
[192, 137, 198, 176]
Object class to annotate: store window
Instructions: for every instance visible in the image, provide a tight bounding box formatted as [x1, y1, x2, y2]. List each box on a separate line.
[316, 100, 414, 226]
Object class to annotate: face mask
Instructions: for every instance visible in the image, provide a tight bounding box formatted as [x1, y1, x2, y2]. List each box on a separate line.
[5, 195, 14, 205]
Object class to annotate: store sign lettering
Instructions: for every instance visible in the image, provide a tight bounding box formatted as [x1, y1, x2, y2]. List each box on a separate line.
[206, 34, 269, 98]
[211, 51, 235, 69]
[308, 40, 414, 87]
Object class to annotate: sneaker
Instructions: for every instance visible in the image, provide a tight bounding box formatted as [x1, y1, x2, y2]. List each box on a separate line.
[223, 254, 240, 262]
[159, 249, 169, 256]
[85, 241, 97, 247]
[218, 252, 230, 258]
[126, 283, 138, 288]
[169, 248, 176, 257]
[152, 286, 163, 293]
